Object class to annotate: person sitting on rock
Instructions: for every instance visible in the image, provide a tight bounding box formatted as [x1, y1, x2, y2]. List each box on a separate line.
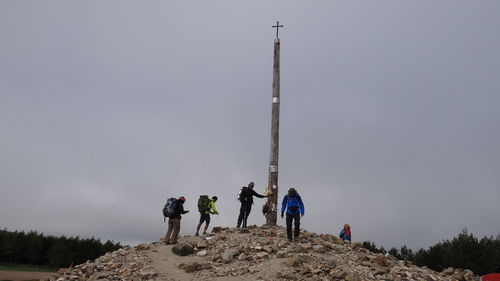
[165, 196, 189, 245]
[280, 187, 305, 241]
[196, 196, 219, 236]
[237, 181, 267, 228]
[339, 224, 351, 242]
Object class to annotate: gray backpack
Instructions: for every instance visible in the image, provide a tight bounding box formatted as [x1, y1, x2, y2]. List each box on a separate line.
[162, 198, 178, 221]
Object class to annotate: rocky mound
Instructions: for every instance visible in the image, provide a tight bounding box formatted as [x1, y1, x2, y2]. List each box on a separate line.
[49, 226, 478, 281]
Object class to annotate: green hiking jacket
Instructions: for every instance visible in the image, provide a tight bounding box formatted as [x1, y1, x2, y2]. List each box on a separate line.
[203, 200, 219, 215]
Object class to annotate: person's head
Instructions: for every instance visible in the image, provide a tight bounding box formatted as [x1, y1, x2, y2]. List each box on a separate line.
[212, 196, 218, 202]
[288, 188, 297, 197]
[344, 224, 350, 230]
[248, 182, 255, 189]
[178, 196, 186, 203]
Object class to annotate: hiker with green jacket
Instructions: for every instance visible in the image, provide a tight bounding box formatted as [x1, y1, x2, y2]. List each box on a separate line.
[196, 196, 219, 236]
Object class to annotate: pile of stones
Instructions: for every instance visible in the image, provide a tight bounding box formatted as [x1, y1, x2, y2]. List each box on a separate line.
[45, 243, 157, 281]
[171, 226, 477, 281]
[49, 225, 479, 281]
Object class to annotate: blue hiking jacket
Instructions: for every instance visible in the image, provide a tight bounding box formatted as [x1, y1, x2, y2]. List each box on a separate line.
[339, 229, 351, 241]
[281, 194, 305, 215]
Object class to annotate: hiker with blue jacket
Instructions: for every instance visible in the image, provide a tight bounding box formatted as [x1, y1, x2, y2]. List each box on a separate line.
[281, 188, 305, 241]
[237, 181, 267, 228]
[339, 224, 351, 242]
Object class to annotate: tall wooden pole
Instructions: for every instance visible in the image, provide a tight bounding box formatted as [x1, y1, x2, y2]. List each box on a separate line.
[265, 22, 283, 226]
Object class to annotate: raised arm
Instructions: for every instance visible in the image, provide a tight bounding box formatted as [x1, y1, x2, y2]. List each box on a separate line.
[251, 189, 266, 198]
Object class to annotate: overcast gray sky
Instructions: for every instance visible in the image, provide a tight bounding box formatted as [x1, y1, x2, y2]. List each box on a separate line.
[1, 1, 499, 249]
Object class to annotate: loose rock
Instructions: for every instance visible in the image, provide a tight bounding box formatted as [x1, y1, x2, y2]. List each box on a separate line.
[135, 242, 150, 251]
[222, 248, 240, 263]
[48, 226, 480, 281]
[171, 243, 194, 256]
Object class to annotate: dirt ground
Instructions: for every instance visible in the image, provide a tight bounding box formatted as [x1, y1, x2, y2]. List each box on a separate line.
[148, 235, 284, 281]
[0, 270, 58, 281]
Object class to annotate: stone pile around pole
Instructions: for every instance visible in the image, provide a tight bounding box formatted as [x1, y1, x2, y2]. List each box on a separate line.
[49, 226, 478, 281]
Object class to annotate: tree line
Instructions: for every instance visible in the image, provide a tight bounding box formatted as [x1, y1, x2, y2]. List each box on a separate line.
[0, 228, 123, 268]
[363, 229, 500, 276]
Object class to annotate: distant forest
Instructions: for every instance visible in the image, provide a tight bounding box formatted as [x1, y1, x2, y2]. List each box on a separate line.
[2, 227, 499, 274]
[363, 229, 500, 276]
[0, 228, 123, 268]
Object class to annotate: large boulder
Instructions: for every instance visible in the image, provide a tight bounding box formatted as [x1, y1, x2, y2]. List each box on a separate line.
[372, 255, 390, 267]
[135, 243, 149, 251]
[276, 250, 287, 258]
[181, 262, 202, 273]
[345, 272, 362, 281]
[263, 245, 273, 253]
[196, 238, 209, 248]
[171, 243, 194, 256]
[222, 248, 240, 263]
[211, 226, 224, 233]
[255, 252, 269, 259]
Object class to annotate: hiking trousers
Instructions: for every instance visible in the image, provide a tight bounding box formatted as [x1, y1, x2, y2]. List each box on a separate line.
[237, 202, 252, 228]
[286, 213, 300, 240]
[165, 218, 181, 244]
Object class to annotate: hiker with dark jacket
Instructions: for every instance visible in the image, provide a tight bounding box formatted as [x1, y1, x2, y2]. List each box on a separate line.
[280, 188, 305, 241]
[339, 224, 351, 242]
[196, 196, 219, 236]
[237, 181, 267, 228]
[165, 196, 189, 244]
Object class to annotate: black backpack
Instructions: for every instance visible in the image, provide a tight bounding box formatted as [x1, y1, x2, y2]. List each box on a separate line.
[162, 198, 178, 221]
[238, 186, 251, 202]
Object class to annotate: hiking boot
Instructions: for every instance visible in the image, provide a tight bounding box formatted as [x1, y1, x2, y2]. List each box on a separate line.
[202, 232, 207, 235]
[195, 233, 199, 236]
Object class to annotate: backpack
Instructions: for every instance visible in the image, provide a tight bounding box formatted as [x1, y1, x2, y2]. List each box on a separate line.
[237, 187, 243, 200]
[197, 195, 211, 213]
[162, 198, 178, 221]
[286, 195, 300, 213]
[238, 186, 250, 202]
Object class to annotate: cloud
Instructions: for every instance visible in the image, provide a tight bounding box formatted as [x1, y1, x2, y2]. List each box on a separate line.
[1, 0, 499, 250]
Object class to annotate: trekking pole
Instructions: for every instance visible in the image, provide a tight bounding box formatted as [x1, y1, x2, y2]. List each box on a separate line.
[243, 208, 247, 228]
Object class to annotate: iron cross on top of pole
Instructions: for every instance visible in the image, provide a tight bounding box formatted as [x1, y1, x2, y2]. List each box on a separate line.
[272, 21, 284, 39]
